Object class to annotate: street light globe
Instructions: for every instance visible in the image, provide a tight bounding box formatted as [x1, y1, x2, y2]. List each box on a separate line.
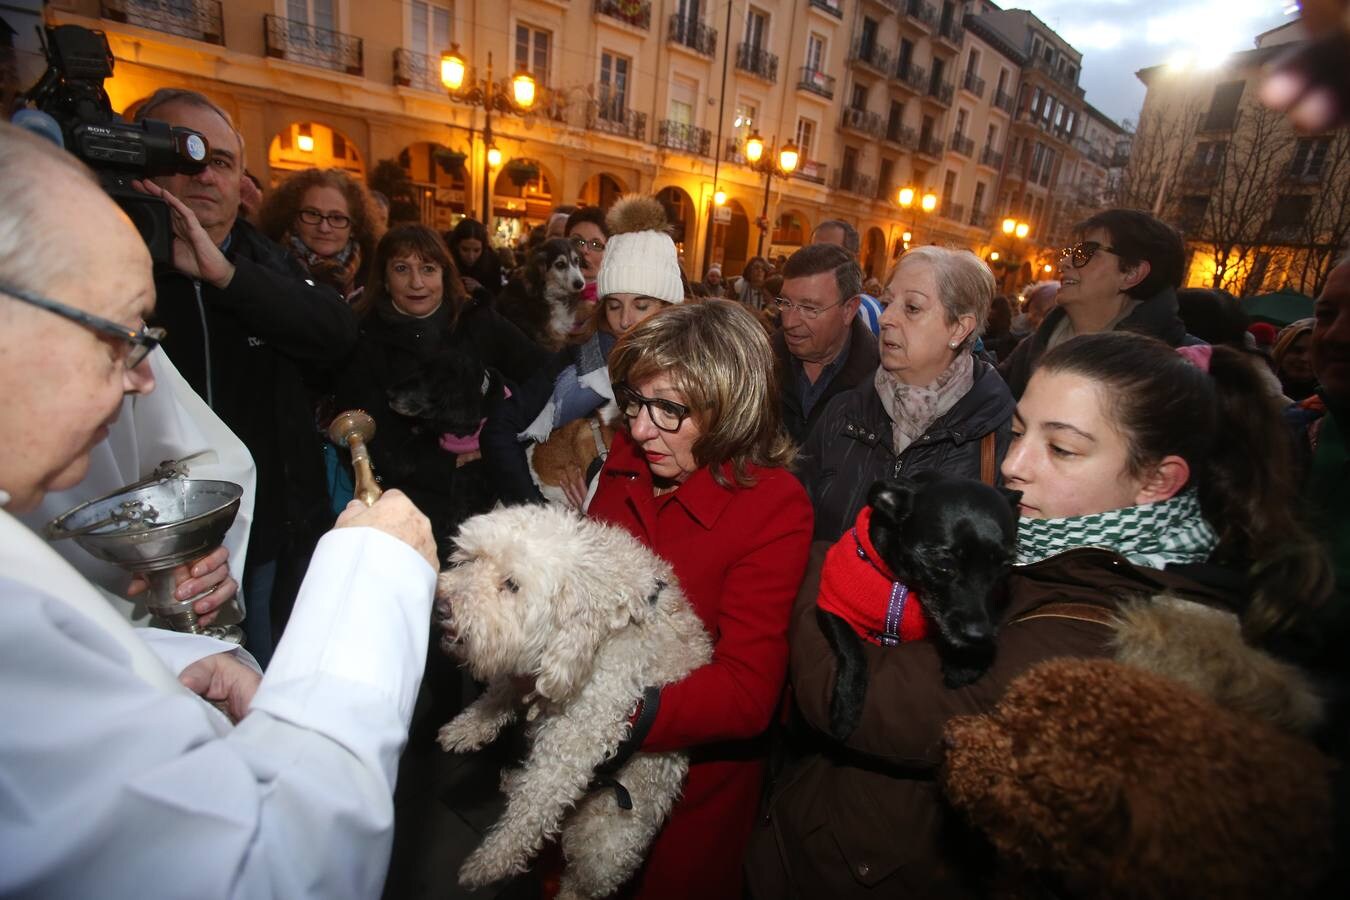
[487, 146, 503, 168]
[296, 124, 315, 153]
[902, 230, 912, 242]
[714, 189, 727, 206]
[1001, 217, 1016, 235]
[511, 68, 537, 109]
[897, 186, 915, 208]
[744, 131, 765, 164]
[1043, 263, 1053, 273]
[989, 251, 1000, 262]
[778, 141, 800, 174]
[1015, 222, 1030, 239]
[921, 192, 938, 213]
[440, 45, 466, 92]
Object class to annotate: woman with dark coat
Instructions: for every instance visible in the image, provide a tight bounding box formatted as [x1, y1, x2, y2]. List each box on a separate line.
[745, 332, 1332, 898]
[798, 246, 1014, 543]
[330, 225, 537, 554]
[445, 216, 503, 302]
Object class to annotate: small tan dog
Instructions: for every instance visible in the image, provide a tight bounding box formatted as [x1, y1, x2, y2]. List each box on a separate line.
[528, 412, 616, 505]
[435, 504, 711, 899]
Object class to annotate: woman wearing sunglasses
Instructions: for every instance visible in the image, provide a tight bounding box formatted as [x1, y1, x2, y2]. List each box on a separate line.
[748, 331, 1332, 897]
[258, 168, 385, 303]
[999, 208, 1202, 399]
[587, 300, 812, 900]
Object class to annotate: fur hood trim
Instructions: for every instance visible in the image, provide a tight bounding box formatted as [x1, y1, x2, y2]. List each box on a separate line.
[1111, 594, 1324, 735]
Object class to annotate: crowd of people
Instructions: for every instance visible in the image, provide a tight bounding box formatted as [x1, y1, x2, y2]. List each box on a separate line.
[1, 79, 1348, 900]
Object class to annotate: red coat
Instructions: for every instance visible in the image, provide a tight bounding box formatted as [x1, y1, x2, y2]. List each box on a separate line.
[588, 429, 813, 900]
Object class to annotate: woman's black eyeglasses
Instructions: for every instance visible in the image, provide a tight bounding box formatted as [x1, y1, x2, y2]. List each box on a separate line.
[1059, 241, 1120, 269]
[614, 384, 691, 433]
[298, 208, 352, 229]
[0, 281, 164, 369]
[571, 236, 606, 253]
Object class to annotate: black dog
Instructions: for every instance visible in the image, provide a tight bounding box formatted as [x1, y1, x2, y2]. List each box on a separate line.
[495, 237, 586, 349]
[816, 473, 1019, 741]
[386, 351, 505, 439]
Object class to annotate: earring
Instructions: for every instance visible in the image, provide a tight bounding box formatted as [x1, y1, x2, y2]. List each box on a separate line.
[949, 341, 959, 349]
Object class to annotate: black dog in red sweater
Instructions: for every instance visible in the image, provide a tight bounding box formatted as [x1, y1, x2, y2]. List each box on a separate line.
[816, 474, 1019, 741]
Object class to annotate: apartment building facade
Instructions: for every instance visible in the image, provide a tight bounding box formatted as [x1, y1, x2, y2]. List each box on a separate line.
[42, 0, 1102, 282]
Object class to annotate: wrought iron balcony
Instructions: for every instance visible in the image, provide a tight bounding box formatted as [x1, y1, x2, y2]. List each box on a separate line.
[832, 169, 878, 197]
[393, 48, 443, 92]
[736, 43, 778, 82]
[994, 88, 1015, 115]
[808, 0, 845, 18]
[841, 107, 885, 139]
[886, 122, 918, 148]
[979, 146, 1004, 169]
[961, 70, 986, 98]
[668, 14, 716, 56]
[797, 159, 828, 184]
[936, 17, 965, 47]
[917, 134, 945, 158]
[1032, 54, 1079, 90]
[589, 90, 647, 141]
[950, 133, 975, 157]
[926, 79, 954, 106]
[969, 208, 990, 228]
[940, 201, 966, 222]
[594, 0, 651, 30]
[102, 0, 223, 44]
[798, 67, 836, 100]
[265, 14, 363, 75]
[895, 61, 926, 93]
[903, 0, 938, 29]
[849, 38, 893, 75]
[656, 120, 711, 156]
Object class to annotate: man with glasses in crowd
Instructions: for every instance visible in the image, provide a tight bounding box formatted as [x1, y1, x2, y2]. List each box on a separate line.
[999, 208, 1200, 398]
[132, 89, 358, 664]
[773, 243, 879, 442]
[811, 219, 883, 336]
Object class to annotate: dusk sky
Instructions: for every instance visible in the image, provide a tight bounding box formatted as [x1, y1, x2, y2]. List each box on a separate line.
[1008, 1, 1296, 126]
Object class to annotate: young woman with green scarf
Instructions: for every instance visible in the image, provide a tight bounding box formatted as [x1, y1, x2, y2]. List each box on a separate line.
[748, 331, 1332, 898]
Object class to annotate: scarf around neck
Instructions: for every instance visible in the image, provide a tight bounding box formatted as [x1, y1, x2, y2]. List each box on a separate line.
[1015, 489, 1218, 569]
[286, 230, 361, 299]
[875, 350, 975, 455]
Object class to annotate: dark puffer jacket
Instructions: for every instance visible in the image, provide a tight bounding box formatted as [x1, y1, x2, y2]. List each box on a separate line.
[797, 359, 1014, 542]
[774, 317, 880, 445]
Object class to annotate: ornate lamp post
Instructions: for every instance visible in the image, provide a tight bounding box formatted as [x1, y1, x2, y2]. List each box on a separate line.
[440, 43, 538, 225]
[993, 217, 1032, 293]
[743, 130, 800, 257]
[895, 185, 938, 251]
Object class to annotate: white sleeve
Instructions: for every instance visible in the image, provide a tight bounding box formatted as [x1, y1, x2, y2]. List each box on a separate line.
[138, 627, 264, 677]
[0, 526, 435, 900]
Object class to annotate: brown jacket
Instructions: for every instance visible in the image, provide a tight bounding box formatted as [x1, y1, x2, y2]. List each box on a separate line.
[744, 544, 1242, 899]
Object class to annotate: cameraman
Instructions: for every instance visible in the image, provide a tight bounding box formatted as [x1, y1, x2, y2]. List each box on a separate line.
[131, 89, 358, 664]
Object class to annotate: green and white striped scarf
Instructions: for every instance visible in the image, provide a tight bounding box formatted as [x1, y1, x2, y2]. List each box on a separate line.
[1015, 489, 1218, 569]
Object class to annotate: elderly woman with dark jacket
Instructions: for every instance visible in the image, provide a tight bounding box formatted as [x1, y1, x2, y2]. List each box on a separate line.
[797, 246, 1014, 542]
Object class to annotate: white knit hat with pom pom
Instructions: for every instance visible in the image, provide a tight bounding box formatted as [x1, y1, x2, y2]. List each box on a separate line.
[595, 196, 685, 304]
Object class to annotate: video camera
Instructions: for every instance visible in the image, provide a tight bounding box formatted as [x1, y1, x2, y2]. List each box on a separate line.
[22, 24, 211, 263]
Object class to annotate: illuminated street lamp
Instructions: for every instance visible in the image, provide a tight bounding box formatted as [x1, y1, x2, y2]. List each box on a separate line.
[713, 188, 727, 207]
[440, 43, 539, 223]
[897, 186, 939, 249]
[742, 130, 800, 256]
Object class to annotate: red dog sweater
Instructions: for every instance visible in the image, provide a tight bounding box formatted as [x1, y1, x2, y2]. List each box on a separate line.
[817, 505, 931, 646]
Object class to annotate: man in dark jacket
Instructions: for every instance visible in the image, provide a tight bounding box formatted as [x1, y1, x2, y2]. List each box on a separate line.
[999, 208, 1200, 398]
[136, 90, 358, 663]
[774, 244, 879, 443]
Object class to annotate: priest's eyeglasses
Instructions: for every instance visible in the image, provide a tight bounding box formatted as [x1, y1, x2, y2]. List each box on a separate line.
[0, 281, 164, 369]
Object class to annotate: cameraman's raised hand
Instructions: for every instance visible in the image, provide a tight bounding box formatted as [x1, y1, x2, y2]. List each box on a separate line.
[132, 178, 237, 289]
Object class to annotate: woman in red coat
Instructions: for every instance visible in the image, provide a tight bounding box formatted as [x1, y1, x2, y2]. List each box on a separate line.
[587, 300, 813, 899]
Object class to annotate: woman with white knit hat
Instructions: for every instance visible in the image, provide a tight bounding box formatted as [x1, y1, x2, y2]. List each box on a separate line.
[481, 195, 686, 507]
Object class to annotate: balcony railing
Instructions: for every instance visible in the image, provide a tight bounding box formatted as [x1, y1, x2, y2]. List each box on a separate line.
[895, 61, 926, 93]
[594, 0, 651, 30]
[917, 134, 944, 157]
[950, 133, 975, 157]
[264, 14, 363, 75]
[833, 169, 878, 197]
[904, 0, 938, 28]
[102, 0, 223, 44]
[994, 88, 1015, 114]
[936, 17, 965, 47]
[940, 201, 966, 222]
[961, 70, 986, 98]
[886, 122, 917, 148]
[979, 146, 1004, 169]
[736, 43, 779, 82]
[841, 107, 885, 139]
[656, 120, 711, 156]
[798, 66, 836, 99]
[1181, 162, 1222, 186]
[668, 13, 716, 56]
[797, 159, 828, 184]
[927, 79, 954, 106]
[969, 208, 990, 228]
[849, 38, 893, 75]
[393, 48, 445, 92]
[808, 0, 845, 18]
[589, 90, 647, 141]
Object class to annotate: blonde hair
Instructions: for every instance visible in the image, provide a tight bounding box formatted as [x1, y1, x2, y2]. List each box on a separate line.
[608, 300, 794, 486]
[893, 246, 995, 346]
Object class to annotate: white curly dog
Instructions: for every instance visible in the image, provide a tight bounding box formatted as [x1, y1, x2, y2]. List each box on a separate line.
[435, 504, 712, 899]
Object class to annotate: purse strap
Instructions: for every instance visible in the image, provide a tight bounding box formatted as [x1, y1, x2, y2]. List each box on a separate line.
[980, 430, 997, 486]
